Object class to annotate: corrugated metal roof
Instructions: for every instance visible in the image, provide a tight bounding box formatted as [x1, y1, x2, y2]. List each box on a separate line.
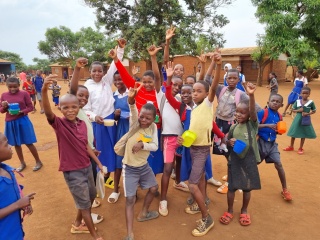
[0, 58, 12, 63]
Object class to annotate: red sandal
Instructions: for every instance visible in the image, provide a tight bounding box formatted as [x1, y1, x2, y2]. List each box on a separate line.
[220, 212, 233, 225]
[239, 214, 251, 226]
[283, 146, 294, 151]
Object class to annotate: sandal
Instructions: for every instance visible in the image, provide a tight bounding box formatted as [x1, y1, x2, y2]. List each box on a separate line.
[220, 212, 233, 225]
[104, 177, 114, 189]
[186, 196, 194, 205]
[297, 148, 304, 154]
[71, 224, 91, 234]
[239, 214, 251, 226]
[33, 162, 43, 172]
[91, 213, 104, 224]
[221, 175, 228, 181]
[137, 211, 159, 222]
[281, 189, 293, 201]
[217, 182, 228, 194]
[283, 146, 294, 151]
[16, 164, 26, 172]
[108, 192, 121, 203]
[173, 182, 190, 192]
[92, 199, 101, 208]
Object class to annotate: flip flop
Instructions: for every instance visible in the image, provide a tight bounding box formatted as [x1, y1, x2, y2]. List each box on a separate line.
[16, 164, 26, 172]
[220, 212, 233, 225]
[239, 213, 251, 226]
[71, 224, 97, 234]
[108, 192, 120, 203]
[92, 199, 101, 208]
[33, 162, 43, 172]
[137, 211, 159, 222]
[105, 177, 114, 189]
[91, 213, 104, 224]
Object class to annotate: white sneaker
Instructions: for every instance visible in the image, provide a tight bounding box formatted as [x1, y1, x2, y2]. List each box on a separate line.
[173, 181, 190, 192]
[207, 177, 222, 187]
[170, 171, 176, 180]
[159, 200, 168, 216]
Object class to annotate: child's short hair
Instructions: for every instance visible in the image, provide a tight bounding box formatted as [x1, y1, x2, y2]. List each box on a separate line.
[297, 70, 304, 75]
[141, 103, 156, 118]
[238, 99, 249, 108]
[186, 75, 196, 82]
[89, 61, 104, 70]
[114, 70, 120, 76]
[227, 68, 239, 75]
[78, 85, 88, 90]
[182, 84, 193, 89]
[270, 72, 277, 78]
[269, 93, 283, 102]
[196, 80, 209, 92]
[302, 86, 311, 93]
[143, 70, 155, 80]
[6, 77, 20, 85]
[172, 76, 183, 82]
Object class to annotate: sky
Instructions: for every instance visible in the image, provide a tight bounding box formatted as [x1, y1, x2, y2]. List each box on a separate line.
[0, 0, 265, 65]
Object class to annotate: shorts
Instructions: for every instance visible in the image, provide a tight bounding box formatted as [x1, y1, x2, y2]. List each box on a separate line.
[189, 146, 210, 184]
[258, 138, 281, 164]
[163, 136, 179, 163]
[122, 163, 158, 197]
[30, 94, 36, 102]
[36, 92, 42, 101]
[63, 164, 96, 209]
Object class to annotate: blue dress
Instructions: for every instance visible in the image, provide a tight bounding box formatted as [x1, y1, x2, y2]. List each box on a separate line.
[287, 79, 304, 104]
[114, 93, 130, 169]
[180, 109, 213, 181]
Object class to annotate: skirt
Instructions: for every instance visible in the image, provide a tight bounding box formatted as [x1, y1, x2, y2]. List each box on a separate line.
[92, 113, 116, 172]
[147, 129, 164, 175]
[115, 118, 129, 169]
[5, 115, 37, 146]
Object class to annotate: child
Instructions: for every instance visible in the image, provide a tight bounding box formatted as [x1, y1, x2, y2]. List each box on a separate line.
[0, 77, 43, 172]
[42, 74, 104, 240]
[114, 83, 159, 240]
[283, 87, 316, 154]
[219, 82, 261, 226]
[223, 63, 246, 92]
[108, 70, 130, 204]
[109, 46, 164, 176]
[49, 80, 61, 106]
[70, 57, 105, 223]
[182, 50, 221, 237]
[205, 65, 261, 194]
[32, 70, 44, 113]
[267, 72, 278, 96]
[0, 132, 36, 239]
[22, 75, 36, 112]
[83, 39, 126, 188]
[257, 94, 292, 201]
[282, 70, 308, 117]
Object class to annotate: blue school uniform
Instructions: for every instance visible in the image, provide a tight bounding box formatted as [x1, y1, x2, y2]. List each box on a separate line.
[114, 91, 130, 169]
[287, 80, 304, 104]
[224, 73, 245, 92]
[180, 109, 213, 181]
[147, 128, 164, 174]
[0, 163, 24, 239]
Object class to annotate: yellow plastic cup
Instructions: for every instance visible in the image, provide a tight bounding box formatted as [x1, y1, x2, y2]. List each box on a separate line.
[181, 130, 197, 147]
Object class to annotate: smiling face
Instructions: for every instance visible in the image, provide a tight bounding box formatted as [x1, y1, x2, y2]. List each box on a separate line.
[141, 75, 155, 92]
[234, 103, 250, 123]
[171, 78, 183, 96]
[185, 76, 196, 85]
[301, 89, 310, 100]
[139, 108, 155, 128]
[76, 87, 89, 108]
[192, 82, 208, 105]
[226, 72, 239, 89]
[268, 95, 283, 111]
[0, 133, 13, 162]
[59, 95, 80, 122]
[7, 82, 20, 94]
[173, 64, 184, 78]
[181, 85, 193, 104]
[113, 74, 126, 91]
[90, 64, 104, 83]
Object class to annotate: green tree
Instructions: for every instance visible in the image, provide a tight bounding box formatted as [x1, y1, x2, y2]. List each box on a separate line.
[0, 50, 27, 71]
[29, 58, 52, 73]
[83, 0, 233, 62]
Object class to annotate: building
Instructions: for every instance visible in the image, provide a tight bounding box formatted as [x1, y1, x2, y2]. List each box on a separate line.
[0, 58, 16, 75]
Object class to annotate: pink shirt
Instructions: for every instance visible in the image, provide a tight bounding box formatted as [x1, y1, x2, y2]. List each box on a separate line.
[49, 115, 90, 172]
[19, 72, 26, 82]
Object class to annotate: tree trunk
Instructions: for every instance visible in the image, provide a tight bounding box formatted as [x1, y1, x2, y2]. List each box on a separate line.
[256, 58, 271, 86]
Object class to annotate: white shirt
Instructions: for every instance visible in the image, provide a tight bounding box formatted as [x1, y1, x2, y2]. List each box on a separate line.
[294, 77, 308, 86]
[83, 47, 124, 120]
[113, 89, 129, 99]
[156, 90, 183, 136]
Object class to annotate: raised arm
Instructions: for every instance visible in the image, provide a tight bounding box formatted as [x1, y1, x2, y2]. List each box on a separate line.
[204, 54, 217, 85]
[208, 50, 222, 102]
[245, 82, 257, 122]
[148, 45, 163, 93]
[42, 74, 57, 121]
[163, 26, 176, 65]
[197, 52, 207, 81]
[70, 58, 88, 95]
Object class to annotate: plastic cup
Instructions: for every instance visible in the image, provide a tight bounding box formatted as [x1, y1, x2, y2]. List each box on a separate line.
[103, 119, 115, 126]
[181, 130, 197, 147]
[277, 121, 287, 134]
[8, 103, 20, 109]
[233, 139, 247, 154]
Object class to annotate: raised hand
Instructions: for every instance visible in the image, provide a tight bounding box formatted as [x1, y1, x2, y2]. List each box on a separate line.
[165, 61, 174, 78]
[166, 26, 176, 40]
[117, 38, 127, 48]
[108, 46, 118, 59]
[43, 74, 58, 88]
[197, 51, 207, 63]
[128, 82, 142, 99]
[245, 82, 256, 95]
[75, 57, 88, 68]
[132, 66, 139, 76]
[212, 48, 222, 64]
[147, 45, 162, 56]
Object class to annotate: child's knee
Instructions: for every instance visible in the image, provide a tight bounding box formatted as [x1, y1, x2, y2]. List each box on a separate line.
[126, 196, 136, 206]
[188, 183, 197, 194]
[150, 185, 158, 194]
[163, 164, 173, 175]
[274, 162, 283, 170]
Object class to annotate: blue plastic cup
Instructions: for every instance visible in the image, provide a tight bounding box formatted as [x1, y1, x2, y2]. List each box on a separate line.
[9, 103, 20, 110]
[233, 139, 246, 154]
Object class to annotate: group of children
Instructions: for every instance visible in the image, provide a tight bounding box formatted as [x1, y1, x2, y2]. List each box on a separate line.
[0, 26, 317, 240]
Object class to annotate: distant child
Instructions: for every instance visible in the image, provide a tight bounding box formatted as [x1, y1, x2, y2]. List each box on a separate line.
[42, 74, 104, 240]
[182, 50, 221, 237]
[223, 63, 246, 92]
[22, 75, 36, 112]
[83, 39, 126, 188]
[0, 132, 36, 239]
[0, 77, 43, 172]
[283, 87, 316, 154]
[257, 94, 292, 201]
[282, 70, 308, 117]
[219, 82, 261, 227]
[114, 83, 159, 240]
[32, 70, 44, 113]
[108, 70, 130, 204]
[49, 80, 61, 106]
[267, 72, 278, 96]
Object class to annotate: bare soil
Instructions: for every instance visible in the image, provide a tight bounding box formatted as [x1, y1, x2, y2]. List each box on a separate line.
[1, 80, 319, 240]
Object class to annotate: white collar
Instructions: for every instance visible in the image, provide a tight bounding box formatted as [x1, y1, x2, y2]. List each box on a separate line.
[114, 89, 129, 96]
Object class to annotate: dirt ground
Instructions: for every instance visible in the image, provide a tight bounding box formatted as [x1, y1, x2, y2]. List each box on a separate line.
[1, 80, 320, 240]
